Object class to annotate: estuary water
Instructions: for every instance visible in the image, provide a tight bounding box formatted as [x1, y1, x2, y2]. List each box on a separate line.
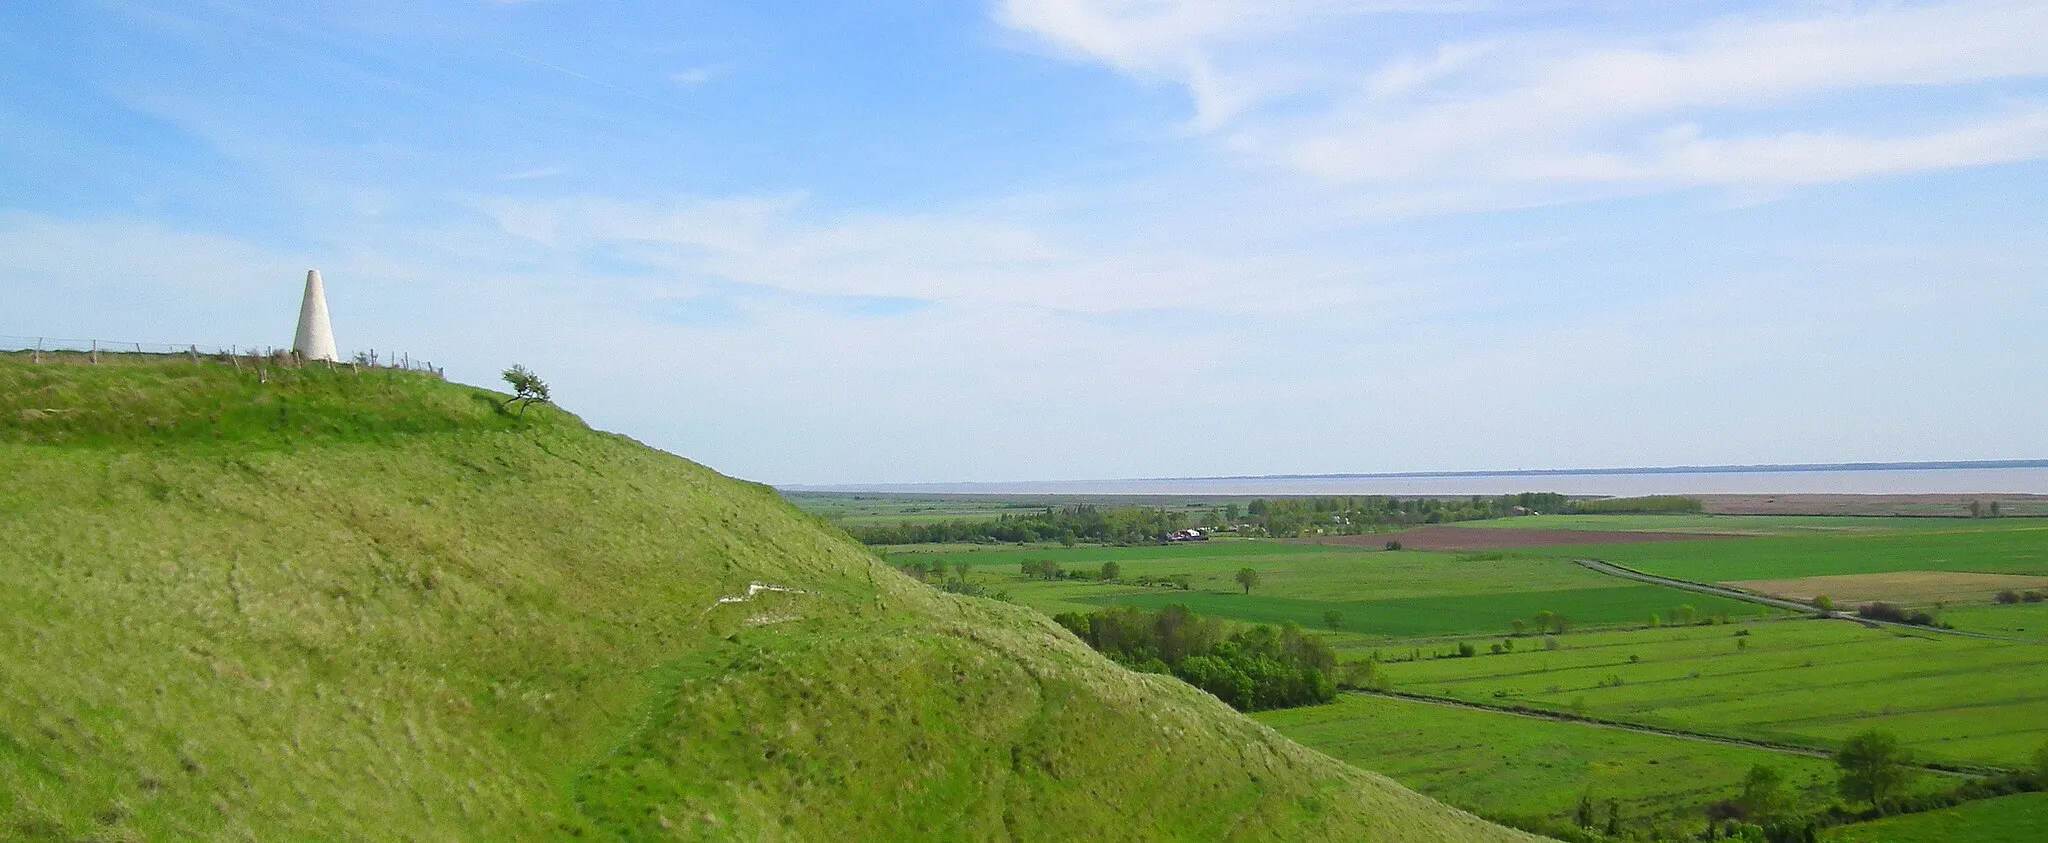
[799, 462, 2048, 497]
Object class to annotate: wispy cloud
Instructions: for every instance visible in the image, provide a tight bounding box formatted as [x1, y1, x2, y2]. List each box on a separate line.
[1002, 0, 2048, 198]
[669, 66, 721, 87]
[498, 166, 566, 181]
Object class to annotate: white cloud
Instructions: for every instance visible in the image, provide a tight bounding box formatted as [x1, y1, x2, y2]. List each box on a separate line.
[1001, 0, 2048, 196]
[474, 193, 1395, 315]
[669, 66, 720, 86]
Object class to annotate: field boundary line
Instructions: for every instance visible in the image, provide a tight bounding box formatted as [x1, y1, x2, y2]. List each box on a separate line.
[1349, 689, 1998, 777]
[1573, 559, 2034, 643]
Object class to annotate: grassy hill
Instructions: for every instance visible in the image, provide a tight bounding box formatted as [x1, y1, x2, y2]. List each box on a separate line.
[0, 353, 1529, 841]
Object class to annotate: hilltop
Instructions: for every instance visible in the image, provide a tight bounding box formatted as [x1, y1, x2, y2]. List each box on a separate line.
[0, 353, 1529, 841]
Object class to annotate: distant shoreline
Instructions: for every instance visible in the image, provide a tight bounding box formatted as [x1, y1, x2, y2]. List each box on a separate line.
[784, 459, 2048, 493]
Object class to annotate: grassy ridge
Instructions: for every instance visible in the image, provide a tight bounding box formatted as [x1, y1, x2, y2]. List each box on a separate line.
[0, 357, 1528, 841]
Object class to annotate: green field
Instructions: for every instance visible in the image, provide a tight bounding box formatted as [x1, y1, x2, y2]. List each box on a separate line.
[1940, 602, 2048, 640]
[1538, 526, 2048, 582]
[1828, 792, 2048, 842]
[0, 355, 1529, 842]
[896, 541, 1777, 640]
[1259, 693, 1861, 837]
[1375, 620, 2048, 769]
[1461, 513, 2044, 535]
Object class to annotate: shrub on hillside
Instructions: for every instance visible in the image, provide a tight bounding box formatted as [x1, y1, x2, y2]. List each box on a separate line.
[1053, 605, 1337, 711]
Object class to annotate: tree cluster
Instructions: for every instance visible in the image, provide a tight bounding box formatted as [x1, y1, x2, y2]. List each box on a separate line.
[1230, 493, 1570, 537]
[844, 504, 1188, 545]
[1855, 602, 1945, 628]
[1052, 605, 1338, 711]
[1565, 495, 1703, 515]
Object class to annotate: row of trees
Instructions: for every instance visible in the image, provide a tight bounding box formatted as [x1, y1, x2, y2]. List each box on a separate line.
[1226, 493, 1572, 537]
[1565, 495, 1704, 515]
[1051, 605, 1342, 711]
[844, 493, 1607, 545]
[845, 504, 1189, 545]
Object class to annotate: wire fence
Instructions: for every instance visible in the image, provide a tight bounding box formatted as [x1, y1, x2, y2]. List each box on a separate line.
[0, 333, 445, 378]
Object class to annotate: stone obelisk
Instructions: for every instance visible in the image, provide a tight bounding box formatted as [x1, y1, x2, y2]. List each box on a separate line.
[293, 269, 339, 362]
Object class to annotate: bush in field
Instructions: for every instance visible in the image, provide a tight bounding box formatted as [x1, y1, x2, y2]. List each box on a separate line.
[1099, 560, 1121, 582]
[1835, 730, 1916, 811]
[1997, 589, 2022, 604]
[1384, 540, 1402, 551]
[1855, 602, 1936, 626]
[1336, 660, 1376, 690]
[1738, 764, 1791, 821]
[1022, 559, 1065, 581]
[1812, 595, 1835, 613]
[1456, 642, 1477, 658]
[1234, 567, 1260, 594]
[1321, 609, 1343, 631]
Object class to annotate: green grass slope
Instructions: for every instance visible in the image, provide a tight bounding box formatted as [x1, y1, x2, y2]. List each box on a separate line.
[0, 354, 1529, 842]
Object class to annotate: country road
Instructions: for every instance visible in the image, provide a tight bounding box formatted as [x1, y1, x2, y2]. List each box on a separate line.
[1573, 558, 2032, 643]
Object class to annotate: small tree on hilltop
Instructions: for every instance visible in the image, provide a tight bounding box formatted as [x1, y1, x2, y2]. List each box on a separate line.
[500, 364, 552, 417]
[1235, 567, 1260, 594]
[1836, 730, 1915, 812]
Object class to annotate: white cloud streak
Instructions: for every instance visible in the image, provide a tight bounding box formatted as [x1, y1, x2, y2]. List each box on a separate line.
[1002, 0, 2048, 195]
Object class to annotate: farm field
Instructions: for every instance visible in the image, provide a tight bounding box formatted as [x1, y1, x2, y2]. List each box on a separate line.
[1258, 693, 1875, 838]
[1448, 513, 2036, 535]
[894, 541, 1777, 640]
[1827, 792, 2048, 842]
[1723, 571, 2048, 608]
[1375, 620, 2048, 769]
[1939, 602, 2048, 641]
[1535, 525, 2048, 583]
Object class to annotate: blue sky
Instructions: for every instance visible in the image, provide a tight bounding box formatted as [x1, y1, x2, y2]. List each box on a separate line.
[3, 0, 2045, 484]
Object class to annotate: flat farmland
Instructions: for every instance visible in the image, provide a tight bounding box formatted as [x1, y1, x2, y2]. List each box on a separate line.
[1376, 620, 2048, 768]
[1938, 602, 2048, 641]
[1449, 514, 2022, 534]
[1827, 792, 2048, 842]
[1258, 693, 1863, 836]
[1724, 571, 2048, 608]
[1536, 525, 2048, 583]
[895, 541, 1774, 639]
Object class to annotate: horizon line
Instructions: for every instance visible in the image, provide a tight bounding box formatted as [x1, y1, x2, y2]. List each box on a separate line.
[782, 458, 2048, 491]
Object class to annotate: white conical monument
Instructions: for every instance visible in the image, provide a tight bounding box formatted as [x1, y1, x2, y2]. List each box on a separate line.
[293, 269, 339, 362]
